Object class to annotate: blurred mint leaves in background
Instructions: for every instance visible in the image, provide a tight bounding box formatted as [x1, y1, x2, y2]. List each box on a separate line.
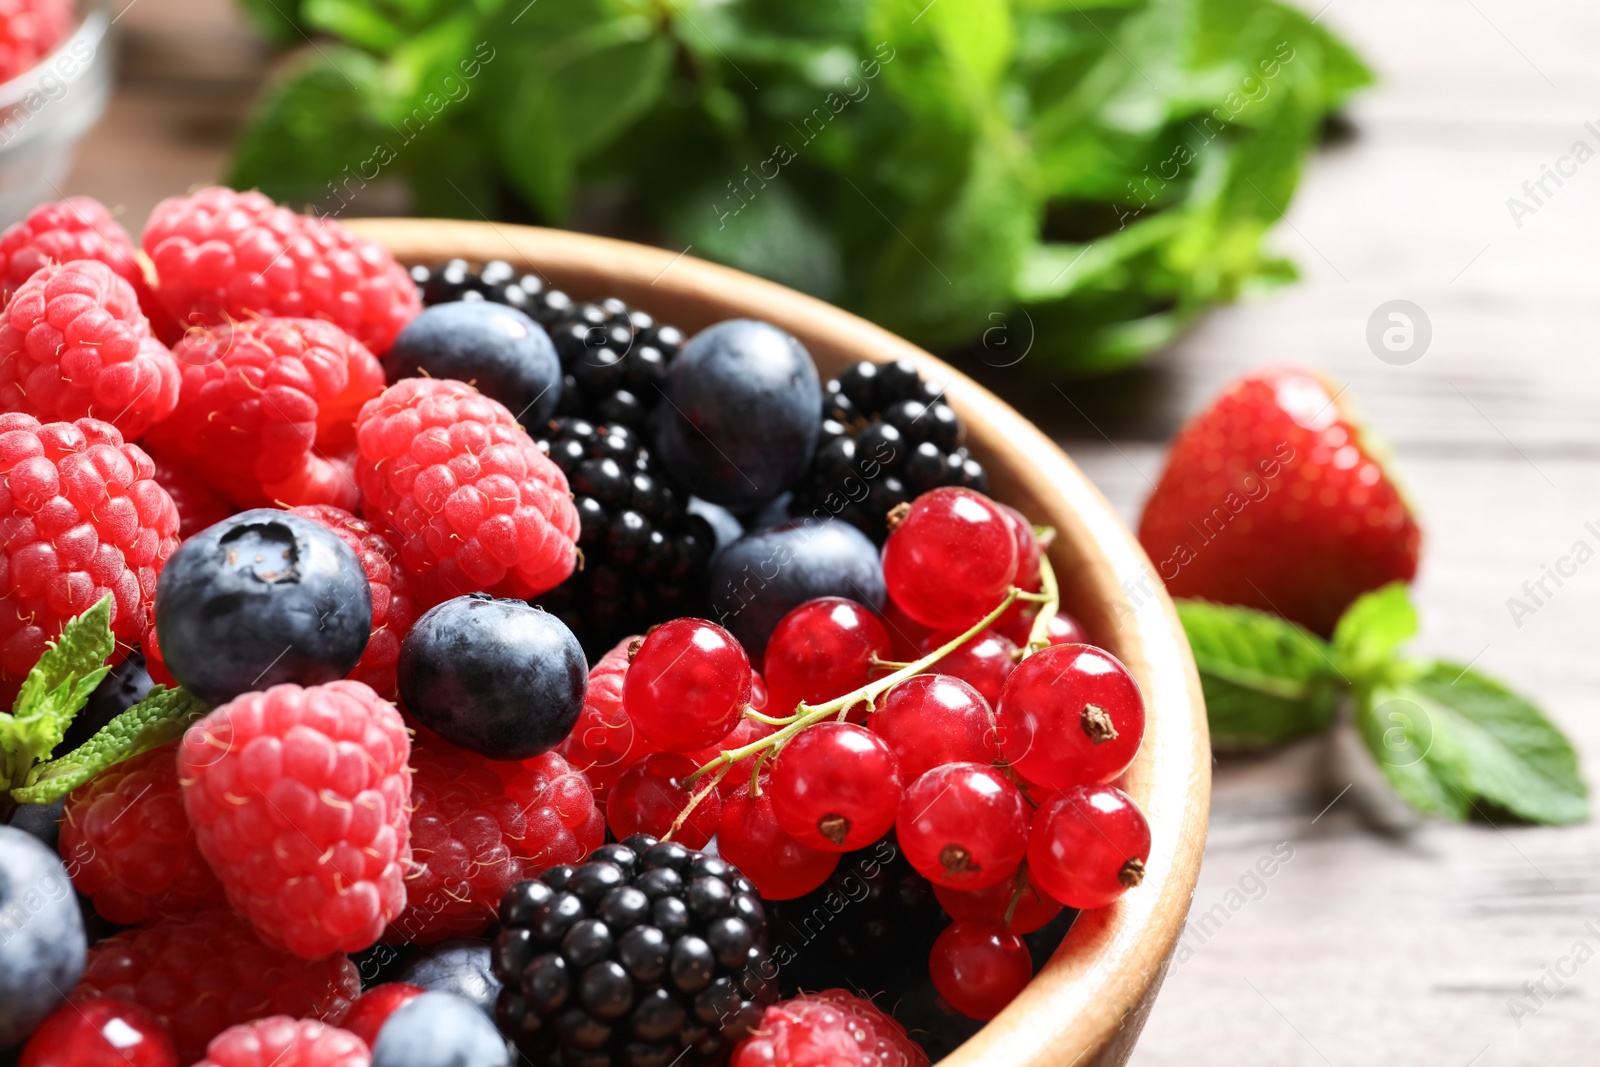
[228, 0, 1371, 375]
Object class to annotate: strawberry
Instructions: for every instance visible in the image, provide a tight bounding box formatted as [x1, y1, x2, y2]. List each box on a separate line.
[1137, 366, 1420, 635]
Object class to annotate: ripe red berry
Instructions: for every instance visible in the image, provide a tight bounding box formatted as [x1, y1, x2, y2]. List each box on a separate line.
[177, 680, 412, 958]
[1028, 784, 1151, 910]
[917, 626, 1016, 706]
[995, 643, 1145, 790]
[624, 618, 751, 751]
[20, 997, 178, 1067]
[339, 984, 424, 1049]
[59, 744, 224, 925]
[74, 907, 361, 1064]
[717, 783, 840, 900]
[193, 1017, 369, 1067]
[933, 877, 1063, 935]
[1036, 611, 1088, 647]
[882, 487, 1017, 630]
[762, 597, 890, 718]
[685, 712, 776, 797]
[870, 674, 997, 783]
[149, 455, 232, 540]
[768, 722, 901, 852]
[897, 764, 1028, 890]
[929, 920, 1033, 1020]
[606, 752, 721, 849]
[559, 637, 656, 800]
[877, 596, 932, 660]
[731, 989, 930, 1067]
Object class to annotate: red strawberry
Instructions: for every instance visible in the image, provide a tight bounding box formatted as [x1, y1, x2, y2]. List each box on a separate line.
[1137, 366, 1421, 635]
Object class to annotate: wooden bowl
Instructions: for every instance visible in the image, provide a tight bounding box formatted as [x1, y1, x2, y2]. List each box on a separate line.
[349, 220, 1211, 1067]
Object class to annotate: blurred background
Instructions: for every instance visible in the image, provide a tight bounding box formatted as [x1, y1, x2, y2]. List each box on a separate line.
[46, 0, 1600, 1062]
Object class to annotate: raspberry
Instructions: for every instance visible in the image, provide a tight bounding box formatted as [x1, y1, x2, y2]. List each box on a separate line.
[143, 318, 382, 509]
[58, 744, 224, 925]
[74, 907, 361, 1064]
[0, 259, 179, 439]
[150, 454, 231, 538]
[731, 990, 929, 1067]
[194, 1017, 369, 1067]
[354, 378, 579, 606]
[177, 680, 413, 959]
[0, 0, 73, 83]
[289, 505, 416, 697]
[0, 414, 180, 707]
[385, 732, 602, 944]
[0, 198, 155, 312]
[558, 636, 649, 801]
[142, 187, 420, 354]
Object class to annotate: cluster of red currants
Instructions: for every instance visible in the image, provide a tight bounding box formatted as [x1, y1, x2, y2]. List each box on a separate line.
[580, 487, 1153, 1022]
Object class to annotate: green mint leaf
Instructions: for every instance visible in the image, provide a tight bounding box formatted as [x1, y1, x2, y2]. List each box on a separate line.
[1175, 598, 1345, 749]
[10, 687, 210, 806]
[0, 595, 115, 788]
[1358, 662, 1588, 826]
[1332, 582, 1417, 682]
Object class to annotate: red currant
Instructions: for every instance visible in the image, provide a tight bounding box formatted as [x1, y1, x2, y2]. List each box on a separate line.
[624, 618, 752, 751]
[768, 722, 901, 851]
[934, 876, 1063, 935]
[685, 714, 776, 797]
[21, 998, 178, 1067]
[1038, 611, 1088, 646]
[763, 597, 891, 717]
[606, 752, 722, 848]
[871, 674, 998, 782]
[339, 983, 425, 1047]
[995, 643, 1145, 789]
[878, 597, 933, 660]
[992, 504, 1043, 637]
[917, 626, 1016, 705]
[1028, 783, 1150, 909]
[897, 763, 1029, 890]
[928, 920, 1033, 1020]
[717, 783, 841, 899]
[882, 487, 1018, 630]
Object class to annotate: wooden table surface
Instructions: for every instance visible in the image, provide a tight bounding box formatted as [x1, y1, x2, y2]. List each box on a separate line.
[62, 0, 1600, 1062]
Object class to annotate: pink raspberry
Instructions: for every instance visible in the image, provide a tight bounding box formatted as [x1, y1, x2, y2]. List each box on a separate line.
[559, 636, 653, 802]
[142, 187, 420, 354]
[0, 197, 156, 313]
[385, 731, 602, 943]
[150, 454, 232, 539]
[0, 259, 179, 439]
[289, 505, 417, 698]
[354, 378, 579, 606]
[0, 413, 180, 707]
[732, 990, 929, 1067]
[58, 743, 225, 925]
[193, 1017, 368, 1067]
[74, 907, 361, 1064]
[142, 317, 382, 509]
[177, 680, 413, 959]
[0, 0, 73, 83]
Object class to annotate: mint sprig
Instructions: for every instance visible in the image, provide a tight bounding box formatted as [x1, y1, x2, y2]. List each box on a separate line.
[12, 687, 210, 806]
[1179, 584, 1588, 826]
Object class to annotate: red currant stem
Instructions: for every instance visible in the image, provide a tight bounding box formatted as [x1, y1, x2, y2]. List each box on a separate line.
[1003, 862, 1032, 927]
[869, 655, 917, 671]
[744, 707, 797, 727]
[998, 762, 1043, 811]
[749, 748, 772, 796]
[662, 763, 729, 842]
[1022, 550, 1061, 656]
[683, 586, 1025, 788]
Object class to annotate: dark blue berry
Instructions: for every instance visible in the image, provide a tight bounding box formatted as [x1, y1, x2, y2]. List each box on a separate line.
[396, 938, 503, 1017]
[371, 991, 511, 1067]
[397, 595, 585, 760]
[0, 827, 86, 1047]
[154, 509, 371, 706]
[654, 320, 821, 509]
[386, 302, 561, 431]
[706, 519, 886, 658]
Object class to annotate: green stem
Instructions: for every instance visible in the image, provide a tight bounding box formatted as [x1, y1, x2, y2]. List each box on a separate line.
[663, 763, 729, 841]
[1023, 550, 1062, 656]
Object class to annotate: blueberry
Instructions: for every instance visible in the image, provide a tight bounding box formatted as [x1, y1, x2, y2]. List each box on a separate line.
[685, 498, 743, 561]
[371, 991, 510, 1067]
[397, 595, 585, 760]
[706, 519, 885, 658]
[0, 827, 86, 1048]
[654, 320, 821, 509]
[395, 939, 502, 1016]
[155, 510, 372, 706]
[385, 302, 562, 430]
[4, 798, 64, 851]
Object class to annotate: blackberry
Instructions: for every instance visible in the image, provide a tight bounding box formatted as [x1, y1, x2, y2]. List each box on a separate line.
[792, 358, 988, 543]
[535, 418, 715, 658]
[491, 836, 775, 1067]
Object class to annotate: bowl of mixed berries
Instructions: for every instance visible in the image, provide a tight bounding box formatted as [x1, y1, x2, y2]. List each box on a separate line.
[0, 189, 1208, 1067]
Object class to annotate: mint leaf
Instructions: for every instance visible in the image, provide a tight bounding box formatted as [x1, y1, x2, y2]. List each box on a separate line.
[0, 595, 114, 789]
[1176, 598, 1344, 749]
[1358, 662, 1588, 826]
[1332, 582, 1417, 682]
[11, 687, 210, 806]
